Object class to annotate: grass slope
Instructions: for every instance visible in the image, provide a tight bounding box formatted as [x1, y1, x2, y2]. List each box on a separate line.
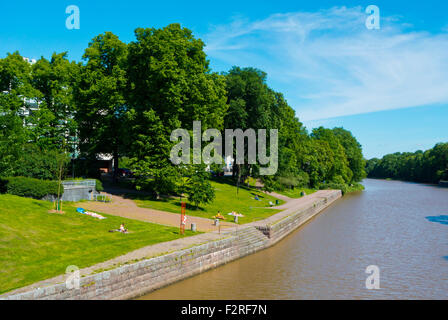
[130, 178, 284, 224]
[0, 194, 196, 294]
[274, 187, 317, 199]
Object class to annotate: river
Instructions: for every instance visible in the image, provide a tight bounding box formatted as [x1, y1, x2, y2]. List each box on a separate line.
[139, 179, 448, 299]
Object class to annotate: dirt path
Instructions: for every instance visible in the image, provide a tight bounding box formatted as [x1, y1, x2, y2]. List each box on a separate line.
[78, 193, 235, 232]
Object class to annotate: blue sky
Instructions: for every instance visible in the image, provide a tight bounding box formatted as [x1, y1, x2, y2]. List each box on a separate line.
[1, 1, 447, 158]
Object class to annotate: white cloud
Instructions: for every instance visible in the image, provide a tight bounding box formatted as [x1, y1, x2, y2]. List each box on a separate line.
[203, 6, 448, 121]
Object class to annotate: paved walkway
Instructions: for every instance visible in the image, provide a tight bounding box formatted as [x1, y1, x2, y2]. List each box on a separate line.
[79, 187, 330, 232]
[250, 190, 337, 226]
[78, 190, 235, 232]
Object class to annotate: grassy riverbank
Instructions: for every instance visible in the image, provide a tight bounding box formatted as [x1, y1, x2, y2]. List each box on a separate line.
[129, 178, 284, 224]
[319, 182, 365, 195]
[274, 187, 317, 198]
[0, 194, 196, 294]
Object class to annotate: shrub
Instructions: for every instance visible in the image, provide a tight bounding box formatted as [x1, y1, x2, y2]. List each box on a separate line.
[12, 145, 70, 180]
[277, 172, 310, 190]
[95, 179, 104, 192]
[0, 177, 62, 199]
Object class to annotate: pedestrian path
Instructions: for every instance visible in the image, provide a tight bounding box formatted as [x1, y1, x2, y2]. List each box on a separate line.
[79, 191, 235, 232]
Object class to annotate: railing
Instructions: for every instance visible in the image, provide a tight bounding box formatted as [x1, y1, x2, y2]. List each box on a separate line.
[62, 179, 96, 187]
[93, 194, 112, 202]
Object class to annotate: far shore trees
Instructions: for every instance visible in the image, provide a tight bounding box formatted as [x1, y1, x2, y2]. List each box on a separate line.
[366, 143, 448, 183]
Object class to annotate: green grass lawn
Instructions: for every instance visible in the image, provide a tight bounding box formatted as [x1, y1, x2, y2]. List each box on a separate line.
[129, 178, 284, 224]
[275, 187, 317, 199]
[0, 194, 196, 294]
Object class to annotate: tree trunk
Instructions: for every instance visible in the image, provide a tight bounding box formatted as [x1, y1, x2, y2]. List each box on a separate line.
[113, 148, 119, 184]
[236, 164, 241, 195]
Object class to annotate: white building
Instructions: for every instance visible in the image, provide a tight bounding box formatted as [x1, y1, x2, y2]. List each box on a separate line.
[225, 155, 234, 172]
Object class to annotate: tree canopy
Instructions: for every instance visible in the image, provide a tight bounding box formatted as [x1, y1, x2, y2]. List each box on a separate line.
[0, 23, 369, 205]
[366, 143, 448, 183]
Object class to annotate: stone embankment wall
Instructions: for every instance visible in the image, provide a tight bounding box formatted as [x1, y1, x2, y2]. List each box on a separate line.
[2, 190, 341, 300]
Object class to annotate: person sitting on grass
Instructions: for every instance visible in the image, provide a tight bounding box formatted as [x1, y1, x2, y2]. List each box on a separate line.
[119, 223, 128, 233]
[214, 211, 225, 220]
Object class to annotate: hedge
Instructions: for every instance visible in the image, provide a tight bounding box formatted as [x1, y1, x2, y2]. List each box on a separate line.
[95, 179, 104, 192]
[0, 177, 63, 199]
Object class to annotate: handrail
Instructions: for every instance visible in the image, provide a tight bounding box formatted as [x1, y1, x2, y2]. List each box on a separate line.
[62, 180, 96, 187]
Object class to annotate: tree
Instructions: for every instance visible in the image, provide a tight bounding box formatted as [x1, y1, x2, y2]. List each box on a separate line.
[128, 109, 179, 196]
[302, 139, 335, 187]
[185, 165, 215, 208]
[73, 32, 128, 181]
[274, 92, 309, 187]
[332, 127, 366, 183]
[127, 24, 228, 131]
[0, 52, 33, 176]
[366, 143, 448, 183]
[311, 127, 352, 184]
[29, 52, 78, 152]
[126, 24, 228, 194]
[0, 52, 35, 113]
[224, 67, 279, 187]
[13, 144, 70, 180]
[0, 111, 27, 176]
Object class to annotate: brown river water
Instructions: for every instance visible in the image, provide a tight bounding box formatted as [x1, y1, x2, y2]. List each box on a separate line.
[139, 179, 448, 299]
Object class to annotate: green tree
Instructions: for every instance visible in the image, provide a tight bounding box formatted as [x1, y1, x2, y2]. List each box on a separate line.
[332, 127, 366, 183]
[366, 143, 448, 183]
[224, 67, 279, 187]
[127, 24, 228, 131]
[29, 52, 78, 152]
[12, 144, 70, 180]
[311, 127, 352, 184]
[126, 24, 227, 194]
[185, 165, 215, 208]
[73, 32, 128, 181]
[302, 139, 335, 187]
[128, 109, 179, 195]
[0, 112, 27, 176]
[0, 52, 33, 176]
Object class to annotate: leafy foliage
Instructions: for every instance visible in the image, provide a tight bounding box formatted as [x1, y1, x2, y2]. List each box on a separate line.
[0, 25, 368, 198]
[28, 52, 78, 152]
[73, 32, 129, 179]
[0, 177, 62, 199]
[184, 165, 215, 208]
[12, 144, 70, 180]
[366, 143, 448, 183]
